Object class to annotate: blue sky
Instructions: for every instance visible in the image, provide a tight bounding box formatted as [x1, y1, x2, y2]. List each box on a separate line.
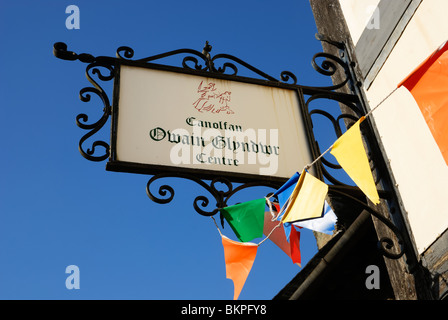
[0, 1, 345, 300]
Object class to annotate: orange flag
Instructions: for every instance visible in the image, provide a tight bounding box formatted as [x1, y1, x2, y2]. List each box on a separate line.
[221, 235, 258, 300]
[398, 40, 448, 165]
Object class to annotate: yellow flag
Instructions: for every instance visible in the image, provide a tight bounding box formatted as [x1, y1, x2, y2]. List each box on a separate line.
[330, 117, 380, 204]
[281, 170, 328, 223]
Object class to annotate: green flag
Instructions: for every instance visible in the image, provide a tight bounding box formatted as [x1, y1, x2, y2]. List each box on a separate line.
[220, 198, 266, 242]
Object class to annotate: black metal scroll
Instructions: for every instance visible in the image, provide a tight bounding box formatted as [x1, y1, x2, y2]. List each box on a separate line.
[54, 42, 115, 162]
[146, 173, 279, 218]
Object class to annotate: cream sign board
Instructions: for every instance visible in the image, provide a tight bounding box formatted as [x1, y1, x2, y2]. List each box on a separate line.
[108, 64, 314, 182]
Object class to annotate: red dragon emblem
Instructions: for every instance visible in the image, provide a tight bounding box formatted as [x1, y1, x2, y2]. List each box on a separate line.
[192, 81, 235, 114]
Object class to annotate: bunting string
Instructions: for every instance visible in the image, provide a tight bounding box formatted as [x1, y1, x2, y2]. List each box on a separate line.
[258, 86, 401, 245]
[257, 221, 282, 246]
[212, 40, 448, 299]
[211, 216, 282, 247]
[211, 216, 223, 237]
[265, 85, 399, 211]
[304, 86, 399, 172]
[363, 87, 398, 120]
[238, 83, 399, 246]
[214, 81, 404, 302]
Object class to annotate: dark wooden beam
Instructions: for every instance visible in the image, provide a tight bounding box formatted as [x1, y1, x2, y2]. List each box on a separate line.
[308, 0, 430, 300]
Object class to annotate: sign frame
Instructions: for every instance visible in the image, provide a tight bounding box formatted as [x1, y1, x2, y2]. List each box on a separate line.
[106, 57, 317, 185]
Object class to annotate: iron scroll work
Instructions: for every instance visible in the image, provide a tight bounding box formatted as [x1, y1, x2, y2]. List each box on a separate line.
[53, 38, 407, 261]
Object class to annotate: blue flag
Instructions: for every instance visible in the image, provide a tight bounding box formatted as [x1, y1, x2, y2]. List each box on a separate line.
[294, 201, 337, 235]
[273, 172, 300, 214]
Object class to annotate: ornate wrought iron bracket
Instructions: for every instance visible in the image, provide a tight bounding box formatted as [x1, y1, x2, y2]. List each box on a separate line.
[52, 38, 361, 191]
[53, 37, 409, 263]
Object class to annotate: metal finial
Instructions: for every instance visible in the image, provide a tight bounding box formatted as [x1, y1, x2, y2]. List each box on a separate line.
[202, 41, 212, 56]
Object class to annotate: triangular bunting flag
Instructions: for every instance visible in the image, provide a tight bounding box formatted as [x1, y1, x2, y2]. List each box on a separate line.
[281, 169, 328, 223]
[263, 211, 292, 259]
[289, 225, 301, 266]
[273, 172, 300, 213]
[220, 198, 265, 242]
[221, 235, 258, 300]
[294, 201, 337, 235]
[398, 40, 448, 165]
[330, 117, 380, 204]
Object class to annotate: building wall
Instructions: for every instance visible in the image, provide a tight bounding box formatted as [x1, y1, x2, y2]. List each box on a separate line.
[339, 0, 381, 44]
[338, 0, 448, 254]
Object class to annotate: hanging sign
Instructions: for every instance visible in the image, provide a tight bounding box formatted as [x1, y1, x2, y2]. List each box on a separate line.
[107, 62, 314, 182]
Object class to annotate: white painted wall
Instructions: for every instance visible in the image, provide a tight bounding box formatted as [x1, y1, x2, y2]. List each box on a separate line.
[339, 0, 448, 253]
[339, 0, 381, 44]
